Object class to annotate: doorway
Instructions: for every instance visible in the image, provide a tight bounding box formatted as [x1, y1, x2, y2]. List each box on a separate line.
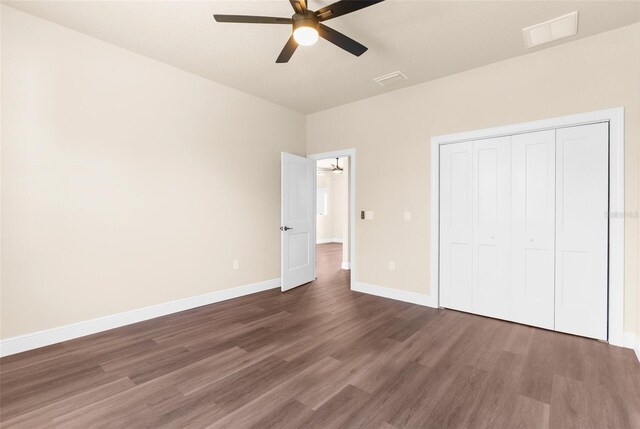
[309, 149, 356, 290]
[316, 157, 349, 278]
[280, 149, 356, 292]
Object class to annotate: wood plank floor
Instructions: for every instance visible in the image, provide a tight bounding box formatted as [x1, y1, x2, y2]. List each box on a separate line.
[1, 242, 639, 428]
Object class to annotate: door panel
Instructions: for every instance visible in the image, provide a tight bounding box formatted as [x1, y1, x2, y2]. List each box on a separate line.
[555, 123, 608, 340]
[281, 152, 316, 291]
[510, 130, 555, 330]
[287, 232, 311, 269]
[472, 137, 510, 320]
[440, 142, 473, 312]
[438, 123, 609, 341]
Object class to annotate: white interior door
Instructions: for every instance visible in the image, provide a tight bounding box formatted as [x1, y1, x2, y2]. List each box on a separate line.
[439, 142, 473, 313]
[472, 137, 510, 320]
[510, 130, 556, 330]
[281, 152, 316, 292]
[555, 123, 608, 340]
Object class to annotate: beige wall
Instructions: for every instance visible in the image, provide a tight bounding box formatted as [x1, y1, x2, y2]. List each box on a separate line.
[0, 7, 305, 338]
[307, 23, 640, 334]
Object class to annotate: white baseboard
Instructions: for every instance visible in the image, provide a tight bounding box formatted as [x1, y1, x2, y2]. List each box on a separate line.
[0, 278, 281, 358]
[4, 275, 636, 363]
[623, 332, 640, 363]
[352, 282, 438, 308]
[316, 238, 343, 244]
[341, 262, 351, 270]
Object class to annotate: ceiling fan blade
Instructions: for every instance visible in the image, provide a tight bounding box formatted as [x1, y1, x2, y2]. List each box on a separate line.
[315, 0, 385, 22]
[213, 15, 292, 24]
[276, 36, 298, 63]
[289, 0, 307, 13]
[318, 24, 367, 56]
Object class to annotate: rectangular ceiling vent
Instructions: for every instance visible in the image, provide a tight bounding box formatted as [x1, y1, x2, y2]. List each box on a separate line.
[374, 71, 408, 87]
[523, 11, 578, 49]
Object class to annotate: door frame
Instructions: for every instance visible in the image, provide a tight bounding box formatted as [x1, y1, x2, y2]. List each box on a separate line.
[430, 107, 625, 346]
[308, 149, 356, 290]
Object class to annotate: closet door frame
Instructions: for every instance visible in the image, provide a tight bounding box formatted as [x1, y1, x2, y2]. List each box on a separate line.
[430, 107, 625, 347]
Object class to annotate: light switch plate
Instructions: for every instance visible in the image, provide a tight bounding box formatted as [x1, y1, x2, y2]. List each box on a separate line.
[364, 210, 374, 220]
[404, 211, 412, 221]
[389, 261, 396, 271]
[233, 260, 239, 270]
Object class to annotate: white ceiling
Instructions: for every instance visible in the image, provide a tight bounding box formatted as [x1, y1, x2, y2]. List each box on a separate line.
[5, 1, 639, 113]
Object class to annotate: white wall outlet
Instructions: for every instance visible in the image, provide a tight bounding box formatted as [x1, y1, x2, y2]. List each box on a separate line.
[233, 260, 239, 270]
[404, 211, 412, 221]
[364, 210, 374, 220]
[389, 261, 396, 271]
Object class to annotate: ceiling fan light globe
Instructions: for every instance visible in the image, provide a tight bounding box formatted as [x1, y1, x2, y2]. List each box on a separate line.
[293, 26, 318, 46]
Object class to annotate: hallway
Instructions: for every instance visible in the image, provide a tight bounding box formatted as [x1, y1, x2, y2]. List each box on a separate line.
[314, 242, 349, 287]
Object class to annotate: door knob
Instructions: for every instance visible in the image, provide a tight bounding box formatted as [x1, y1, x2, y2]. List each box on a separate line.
[529, 237, 534, 242]
[280, 226, 293, 231]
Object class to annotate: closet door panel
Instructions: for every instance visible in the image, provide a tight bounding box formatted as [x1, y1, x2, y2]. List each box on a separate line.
[472, 137, 510, 320]
[555, 123, 608, 341]
[440, 142, 473, 312]
[510, 130, 555, 330]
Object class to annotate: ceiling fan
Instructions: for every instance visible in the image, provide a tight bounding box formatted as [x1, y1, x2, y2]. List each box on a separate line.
[317, 158, 344, 174]
[213, 0, 386, 63]
[331, 158, 344, 174]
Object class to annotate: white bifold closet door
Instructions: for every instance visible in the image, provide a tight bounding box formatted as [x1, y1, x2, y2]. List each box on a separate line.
[440, 137, 510, 318]
[510, 130, 556, 330]
[555, 123, 608, 341]
[440, 142, 473, 313]
[472, 137, 510, 320]
[439, 122, 609, 341]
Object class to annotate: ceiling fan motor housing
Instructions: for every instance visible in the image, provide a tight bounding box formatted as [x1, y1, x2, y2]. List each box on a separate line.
[292, 11, 319, 33]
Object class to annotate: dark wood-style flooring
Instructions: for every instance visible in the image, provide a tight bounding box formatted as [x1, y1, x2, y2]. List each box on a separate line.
[1, 243, 639, 428]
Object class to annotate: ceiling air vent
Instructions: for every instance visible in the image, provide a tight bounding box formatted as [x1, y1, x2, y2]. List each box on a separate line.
[374, 71, 408, 87]
[522, 11, 578, 49]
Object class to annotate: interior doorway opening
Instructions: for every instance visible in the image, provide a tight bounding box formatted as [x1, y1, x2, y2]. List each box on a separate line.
[308, 150, 356, 290]
[316, 157, 350, 277]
